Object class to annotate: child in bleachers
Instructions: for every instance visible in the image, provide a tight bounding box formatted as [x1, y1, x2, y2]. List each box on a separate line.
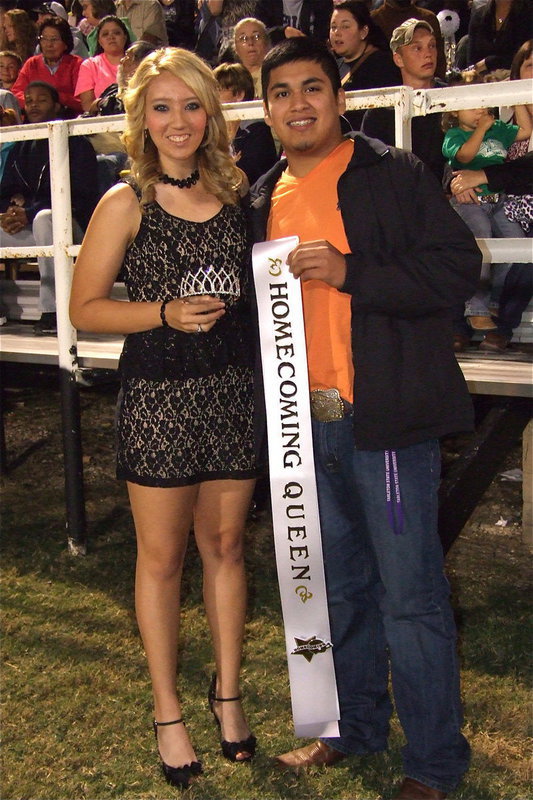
[0, 50, 22, 91]
[442, 98, 531, 334]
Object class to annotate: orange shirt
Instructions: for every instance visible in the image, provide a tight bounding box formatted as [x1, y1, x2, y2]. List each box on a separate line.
[267, 139, 354, 403]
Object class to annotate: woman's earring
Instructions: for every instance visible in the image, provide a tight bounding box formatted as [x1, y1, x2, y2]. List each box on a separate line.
[143, 129, 151, 152]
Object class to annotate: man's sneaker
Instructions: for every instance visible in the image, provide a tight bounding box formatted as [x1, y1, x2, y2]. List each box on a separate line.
[33, 312, 57, 336]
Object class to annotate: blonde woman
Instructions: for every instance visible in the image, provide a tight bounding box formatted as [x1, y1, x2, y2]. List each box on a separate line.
[70, 47, 258, 789]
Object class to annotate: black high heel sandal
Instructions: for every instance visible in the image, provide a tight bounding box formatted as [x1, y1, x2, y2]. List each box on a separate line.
[207, 673, 257, 762]
[153, 717, 203, 790]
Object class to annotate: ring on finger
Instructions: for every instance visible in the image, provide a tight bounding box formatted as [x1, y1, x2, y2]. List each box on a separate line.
[197, 323, 204, 333]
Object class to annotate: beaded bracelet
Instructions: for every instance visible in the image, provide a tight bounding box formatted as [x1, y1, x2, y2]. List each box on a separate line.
[160, 300, 169, 327]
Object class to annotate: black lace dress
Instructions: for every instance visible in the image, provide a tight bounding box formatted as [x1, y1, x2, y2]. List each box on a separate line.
[116, 195, 257, 487]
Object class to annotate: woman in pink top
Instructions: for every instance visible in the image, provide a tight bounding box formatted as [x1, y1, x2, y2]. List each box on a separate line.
[75, 15, 131, 113]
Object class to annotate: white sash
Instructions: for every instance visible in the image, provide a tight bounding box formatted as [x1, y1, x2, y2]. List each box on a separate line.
[252, 237, 340, 738]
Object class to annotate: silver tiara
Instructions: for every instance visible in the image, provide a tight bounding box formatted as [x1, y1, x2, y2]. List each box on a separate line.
[179, 264, 240, 298]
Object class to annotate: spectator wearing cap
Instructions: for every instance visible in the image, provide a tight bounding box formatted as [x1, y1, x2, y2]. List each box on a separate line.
[35, 3, 89, 58]
[11, 16, 83, 114]
[371, 0, 446, 78]
[362, 18, 448, 180]
[115, 0, 167, 46]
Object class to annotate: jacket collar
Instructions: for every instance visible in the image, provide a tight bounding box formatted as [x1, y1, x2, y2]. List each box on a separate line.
[250, 131, 389, 209]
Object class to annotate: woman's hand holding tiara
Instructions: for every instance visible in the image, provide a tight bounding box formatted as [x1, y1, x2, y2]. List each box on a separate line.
[164, 295, 226, 333]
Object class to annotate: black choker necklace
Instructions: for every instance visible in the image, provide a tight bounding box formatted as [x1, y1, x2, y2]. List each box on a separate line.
[160, 169, 200, 189]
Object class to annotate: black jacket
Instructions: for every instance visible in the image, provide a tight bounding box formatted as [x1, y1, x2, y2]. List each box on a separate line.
[233, 120, 279, 187]
[467, 0, 533, 72]
[0, 135, 99, 231]
[485, 153, 533, 196]
[249, 133, 480, 450]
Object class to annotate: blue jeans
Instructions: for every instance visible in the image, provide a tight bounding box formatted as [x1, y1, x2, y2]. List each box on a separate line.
[315, 416, 470, 792]
[451, 196, 525, 328]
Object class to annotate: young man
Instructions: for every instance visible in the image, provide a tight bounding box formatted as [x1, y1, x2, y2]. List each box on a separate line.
[362, 18, 446, 181]
[0, 82, 98, 335]
[250, 38, 480, 799]
[371, 0, 445, 78]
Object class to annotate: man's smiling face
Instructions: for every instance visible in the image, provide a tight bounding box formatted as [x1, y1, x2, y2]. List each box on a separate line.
[263, 59, 345, 162]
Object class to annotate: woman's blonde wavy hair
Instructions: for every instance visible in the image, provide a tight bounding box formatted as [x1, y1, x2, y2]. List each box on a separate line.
[122, 47, 242, 210]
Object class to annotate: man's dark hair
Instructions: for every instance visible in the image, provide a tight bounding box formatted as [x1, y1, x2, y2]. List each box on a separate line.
[39, 16, 74, 54]
[261, 38, 341, 105]
[25, 80, 60, 105]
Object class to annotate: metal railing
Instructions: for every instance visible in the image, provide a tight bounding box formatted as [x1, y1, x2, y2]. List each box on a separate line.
[1, 79, 532, 378]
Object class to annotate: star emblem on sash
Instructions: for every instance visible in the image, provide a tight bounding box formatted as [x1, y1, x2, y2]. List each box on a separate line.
[291, 636, 333, 663]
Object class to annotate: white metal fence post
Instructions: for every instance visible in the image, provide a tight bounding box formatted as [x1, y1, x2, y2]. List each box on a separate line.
[48, 121, 86, 555]
[394, 85, 413, 151]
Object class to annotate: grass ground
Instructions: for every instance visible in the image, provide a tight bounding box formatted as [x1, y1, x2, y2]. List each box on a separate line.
[1, 367, 531, 800]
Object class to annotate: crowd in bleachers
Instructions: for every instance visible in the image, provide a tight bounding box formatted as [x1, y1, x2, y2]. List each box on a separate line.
[0, 0, 531, 342]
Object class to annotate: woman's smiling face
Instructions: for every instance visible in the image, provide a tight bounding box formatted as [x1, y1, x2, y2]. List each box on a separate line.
[144, 72, 208, 174]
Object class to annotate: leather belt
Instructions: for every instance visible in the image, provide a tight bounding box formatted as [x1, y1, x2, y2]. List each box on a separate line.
[310, 388, 352, 422]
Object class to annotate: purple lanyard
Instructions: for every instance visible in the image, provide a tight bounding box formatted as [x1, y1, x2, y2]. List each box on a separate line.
[384, 450, 404, 536]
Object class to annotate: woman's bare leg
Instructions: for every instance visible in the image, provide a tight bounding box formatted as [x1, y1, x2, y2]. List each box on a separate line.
[194, 478, 256, 754]
[128, 482, 199, 768]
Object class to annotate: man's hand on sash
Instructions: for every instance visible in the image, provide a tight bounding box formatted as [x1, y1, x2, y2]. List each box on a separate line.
[287, 240, 347, 289]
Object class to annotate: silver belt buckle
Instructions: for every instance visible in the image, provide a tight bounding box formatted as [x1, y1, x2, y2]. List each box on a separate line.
[310, 388, 345, 422]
